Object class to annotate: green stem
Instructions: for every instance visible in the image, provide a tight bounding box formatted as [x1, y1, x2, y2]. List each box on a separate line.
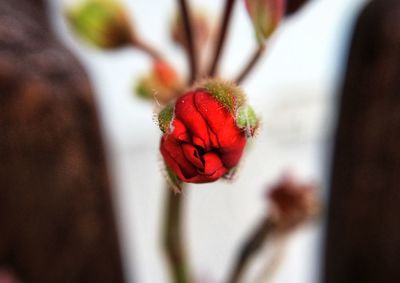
[226, 217, 276, 283]
[235, 44, 266, 84]
[178, 0, 198, 84]
[163, 186, 191, 283]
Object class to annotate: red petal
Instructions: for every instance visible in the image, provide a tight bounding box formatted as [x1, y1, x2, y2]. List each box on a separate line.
[194, 91, 246, 168]
[170, 118, 190, 142]
[202, 152, 226, 176]
[160, 136, 197, 181]
[181, 143, 204, 169]
[174, 91, 211, 150]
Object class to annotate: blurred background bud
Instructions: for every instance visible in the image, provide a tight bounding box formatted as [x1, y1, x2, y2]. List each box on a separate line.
[245, 0, 285, 43]
[267, 175, 320, 232]
[170, 8, 212, 51]
[66, 0, 133, 49]
[135, 60, 183, 104]
[285, 0, 310, 16]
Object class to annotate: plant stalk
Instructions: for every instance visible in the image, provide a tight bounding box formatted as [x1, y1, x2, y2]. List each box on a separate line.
[208, 0, 237, 77]
[235, 44, 266, 84]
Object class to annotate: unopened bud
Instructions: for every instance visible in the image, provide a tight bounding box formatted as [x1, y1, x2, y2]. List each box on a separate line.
[66, 0, 132, 49]
[135, 60, 183, 104]
[171, 9, 211, 50]
[267, 175, 320, 232]
[245, 0, 285, 43]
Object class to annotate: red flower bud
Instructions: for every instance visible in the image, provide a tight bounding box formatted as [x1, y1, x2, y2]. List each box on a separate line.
[245, 0, 285, 43]
[158, 80, 255, 184]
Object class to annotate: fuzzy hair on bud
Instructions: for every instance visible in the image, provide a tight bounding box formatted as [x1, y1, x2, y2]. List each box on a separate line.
[158, 104, 174, 133]
[195, 79, 246, 113]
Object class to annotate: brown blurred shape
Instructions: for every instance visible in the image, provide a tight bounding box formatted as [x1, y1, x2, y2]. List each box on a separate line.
[0, 1, 125, 283]
[324, 0, 400, 282]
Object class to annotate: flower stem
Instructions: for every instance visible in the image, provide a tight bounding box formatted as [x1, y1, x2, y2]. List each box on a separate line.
[253, 235, 288, 283]
[226, 217, 276, 283]
[178, 0, 198, 84]
[235, 44, 266, 84]
[131, 37, 163, 61]
[163, 186, 191, 283]
[208, 0, 237, 77]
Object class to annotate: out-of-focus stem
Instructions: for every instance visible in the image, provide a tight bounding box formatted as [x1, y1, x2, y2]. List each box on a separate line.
[163, 187, 191, 283]
[208, 0, 237, 77]
[235, 44, 266, 84]
[162, 1, 198, 282]
[253, 235, 287, 283]
[226, 217, 276, 283]
[131, 37, 163, 61]
[178, 0, 198, 84]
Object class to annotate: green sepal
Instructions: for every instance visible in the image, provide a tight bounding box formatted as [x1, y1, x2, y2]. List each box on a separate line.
[236, 105, 258, 137]
[158, 104, 174, 133]
[223, 167, 238, 181]
[165, 166, 183, 193]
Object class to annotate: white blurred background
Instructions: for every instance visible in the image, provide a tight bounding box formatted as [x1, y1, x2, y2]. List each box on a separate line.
[47, 0, 367, 282]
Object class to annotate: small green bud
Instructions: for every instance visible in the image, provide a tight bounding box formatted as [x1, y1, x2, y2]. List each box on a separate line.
[66, 0, 132, 49]
[135, 77, 152, 99]
[245, 0, 284, 44]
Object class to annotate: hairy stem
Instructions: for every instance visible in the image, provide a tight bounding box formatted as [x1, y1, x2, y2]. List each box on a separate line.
[163, 187, 191, 283]
[178, 0, 198, 84]
[208, 0, 237, 77]
[235, 44, 266, 84]
[226, 217, 276, 283]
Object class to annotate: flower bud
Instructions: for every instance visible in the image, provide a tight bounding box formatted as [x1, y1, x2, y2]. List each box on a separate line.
[66, 0, 132, 49]
[170, 9, 211, 50]
[158, 80, 257, 184]
[135, 60, 183, 104]
[267, 175, 320, 232]
[245, 0, 285, 43]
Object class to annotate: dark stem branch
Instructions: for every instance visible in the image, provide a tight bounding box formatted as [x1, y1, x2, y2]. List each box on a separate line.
[226, 217, 276, 283]
[178, 0, 198, 84]
[163, 188, 191, 283]
[235, 44, 266, 84]
[208, 0, 237, 77]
